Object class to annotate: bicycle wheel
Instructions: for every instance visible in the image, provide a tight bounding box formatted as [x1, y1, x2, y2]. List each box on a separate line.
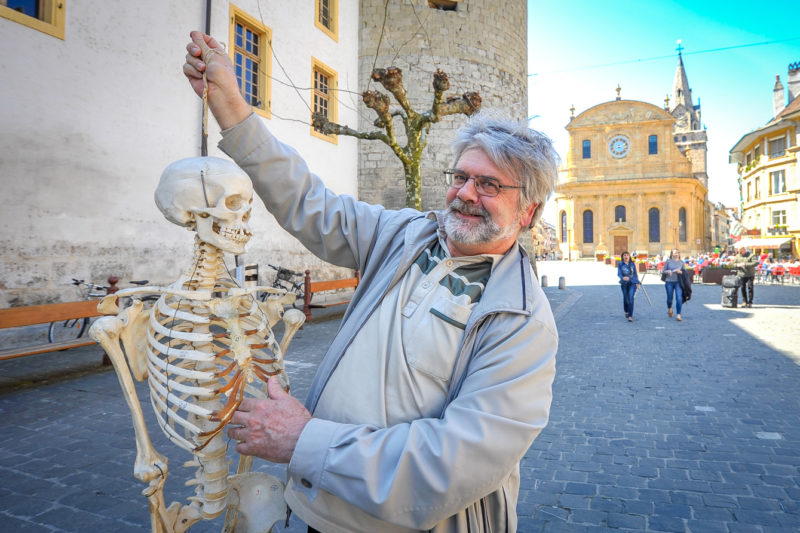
[48, 317, 89, 343]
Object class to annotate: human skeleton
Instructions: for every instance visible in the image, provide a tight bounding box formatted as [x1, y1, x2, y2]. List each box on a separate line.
[90, 157, 305, 533]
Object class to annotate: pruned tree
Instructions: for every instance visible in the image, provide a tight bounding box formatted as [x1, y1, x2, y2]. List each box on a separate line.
[312, 67, 481, 210]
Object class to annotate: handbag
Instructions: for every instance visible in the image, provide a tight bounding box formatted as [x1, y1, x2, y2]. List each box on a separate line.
[661, 271, 667, 282]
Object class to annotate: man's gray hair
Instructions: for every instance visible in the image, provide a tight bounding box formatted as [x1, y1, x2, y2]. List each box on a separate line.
[451, 112, 560, 228]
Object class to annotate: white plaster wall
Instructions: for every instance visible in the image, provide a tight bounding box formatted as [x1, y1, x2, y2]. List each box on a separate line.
[0, 1, 359, 306]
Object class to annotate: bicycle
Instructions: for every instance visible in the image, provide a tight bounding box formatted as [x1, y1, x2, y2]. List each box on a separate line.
[48, 278, 151, 343]
[260, 264, 305, 308]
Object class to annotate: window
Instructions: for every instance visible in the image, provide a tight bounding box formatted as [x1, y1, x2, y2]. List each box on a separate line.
[649, 208, 660, 242]
[560, 211, 567, 243]
[648, 135, 658, 155]
[428, 0, 459, 9]
[770, 169, 786, 194]
[0, 0, 65, 39]
[745, 152, 753, 166]
[772, 210, 787, 226]
[582, 210, 593, 243]
[754, 143, 761, 161]
[230, 6, 271, 118]
[311, 57, 338, 142]
[582, 140, 591, 159]
[755, 177, 760, 199]
[768, 136, 786, 158]
[614, 205, 626, 223]
[679, 208, 687, 242]
[746, 182, 751, 201]
[315, 0, 338, 40]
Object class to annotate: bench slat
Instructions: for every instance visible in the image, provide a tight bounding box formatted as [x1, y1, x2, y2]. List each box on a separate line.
[0, 338, 98, 361]
[0, 300, 102, 328]
[308, 278, 359, 293]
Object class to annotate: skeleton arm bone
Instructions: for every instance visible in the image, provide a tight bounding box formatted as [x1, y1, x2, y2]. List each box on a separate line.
[89, 315, 168, 483]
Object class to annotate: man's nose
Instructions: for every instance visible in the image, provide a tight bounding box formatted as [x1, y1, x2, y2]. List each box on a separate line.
[456, 177, 480, 203]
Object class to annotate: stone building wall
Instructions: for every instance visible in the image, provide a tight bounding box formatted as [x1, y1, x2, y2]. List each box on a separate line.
[357, 0, 528, 212]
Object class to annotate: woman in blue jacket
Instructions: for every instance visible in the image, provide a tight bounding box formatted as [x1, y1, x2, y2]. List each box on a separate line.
[617, 251, 640, 322]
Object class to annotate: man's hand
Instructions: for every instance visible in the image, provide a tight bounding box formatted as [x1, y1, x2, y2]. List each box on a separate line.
[183, 31, 252, 130]
[226, 376, 312, 463]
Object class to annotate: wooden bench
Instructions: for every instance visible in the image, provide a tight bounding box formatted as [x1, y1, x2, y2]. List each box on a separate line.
[0, 300, 105, 361]
[303, 270, 360, 322]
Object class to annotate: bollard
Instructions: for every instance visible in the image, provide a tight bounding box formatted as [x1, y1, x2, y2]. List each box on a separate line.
[558, 276, 566, 290]
[541, 275, 548, 287]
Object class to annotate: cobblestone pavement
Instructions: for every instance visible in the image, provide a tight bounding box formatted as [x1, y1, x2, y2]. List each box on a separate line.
[1, 262, 798, 532]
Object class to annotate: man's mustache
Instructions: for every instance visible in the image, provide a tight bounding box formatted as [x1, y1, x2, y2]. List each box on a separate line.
[448, 198, 488, 218]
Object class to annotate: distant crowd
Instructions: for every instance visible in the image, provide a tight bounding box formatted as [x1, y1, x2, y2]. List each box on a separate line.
[641, 249, 800, 284]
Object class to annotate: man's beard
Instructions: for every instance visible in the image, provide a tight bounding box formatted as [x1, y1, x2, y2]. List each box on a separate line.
[443, 198, 519, 245]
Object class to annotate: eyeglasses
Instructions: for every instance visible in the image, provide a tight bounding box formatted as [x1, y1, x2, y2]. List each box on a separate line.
[443, 169, 523, 197]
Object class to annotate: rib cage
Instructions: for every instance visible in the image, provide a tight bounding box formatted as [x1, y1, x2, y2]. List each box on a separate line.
[143, 242, 288, 518]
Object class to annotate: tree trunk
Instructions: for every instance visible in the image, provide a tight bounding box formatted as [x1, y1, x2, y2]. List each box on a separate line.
[404, 160, 422, 211]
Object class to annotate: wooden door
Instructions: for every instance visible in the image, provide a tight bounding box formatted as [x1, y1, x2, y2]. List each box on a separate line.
[614, 236, 628, 256]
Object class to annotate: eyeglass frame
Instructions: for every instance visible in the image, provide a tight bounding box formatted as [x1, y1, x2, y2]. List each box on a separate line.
[442, 168, 524, 197]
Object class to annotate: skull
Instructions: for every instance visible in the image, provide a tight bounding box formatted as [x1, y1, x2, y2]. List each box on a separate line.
[155, 156, 253, 254]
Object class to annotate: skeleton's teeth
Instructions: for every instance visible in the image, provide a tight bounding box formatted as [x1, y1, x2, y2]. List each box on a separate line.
[212, 223, 251, 242]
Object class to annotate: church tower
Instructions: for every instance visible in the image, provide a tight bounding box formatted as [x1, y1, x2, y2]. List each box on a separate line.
[669, 50, 708, 189]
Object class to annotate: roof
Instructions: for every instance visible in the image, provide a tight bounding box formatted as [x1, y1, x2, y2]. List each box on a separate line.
[729, 93, 800, 159]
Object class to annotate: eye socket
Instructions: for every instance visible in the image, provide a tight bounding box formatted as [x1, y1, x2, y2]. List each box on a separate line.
[197, 212, 210, 218]
[476, 177, 500, 196]
[225, 195, 249, 210]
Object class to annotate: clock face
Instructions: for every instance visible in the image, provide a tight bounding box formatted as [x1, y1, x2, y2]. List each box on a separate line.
[608, 134, 630, 159]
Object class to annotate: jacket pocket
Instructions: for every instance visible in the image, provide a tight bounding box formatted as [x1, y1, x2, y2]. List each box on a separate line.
[403, 299, 471, 382]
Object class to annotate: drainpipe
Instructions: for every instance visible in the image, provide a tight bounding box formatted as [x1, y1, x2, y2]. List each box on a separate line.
[201, 0, 212, 156]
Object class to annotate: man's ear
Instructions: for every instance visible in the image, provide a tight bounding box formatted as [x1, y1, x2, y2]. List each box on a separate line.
[520, 203, 538, 228]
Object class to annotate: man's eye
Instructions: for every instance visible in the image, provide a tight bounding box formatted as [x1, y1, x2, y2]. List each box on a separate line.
[478, 179, 499, 193]
[453, 174, 468, 183]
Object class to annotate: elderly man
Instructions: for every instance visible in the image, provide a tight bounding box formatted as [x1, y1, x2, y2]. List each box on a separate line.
[184, 31, 559, 533]
[732, 246, 759, 307]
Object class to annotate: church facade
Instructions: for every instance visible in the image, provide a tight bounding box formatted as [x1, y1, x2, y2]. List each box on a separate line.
[555, 54, 710, 260]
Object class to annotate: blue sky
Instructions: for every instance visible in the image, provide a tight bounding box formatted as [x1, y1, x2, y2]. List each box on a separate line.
[527, 0, 800, 224]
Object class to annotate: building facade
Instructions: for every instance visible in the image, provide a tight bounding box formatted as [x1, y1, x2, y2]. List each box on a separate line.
[729, 62, 800, 259]
[554, 54, 710, 260]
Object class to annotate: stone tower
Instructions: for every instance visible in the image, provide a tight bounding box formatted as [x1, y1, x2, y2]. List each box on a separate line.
[357, 0, 528, 211]
[669, 51, 708, 189]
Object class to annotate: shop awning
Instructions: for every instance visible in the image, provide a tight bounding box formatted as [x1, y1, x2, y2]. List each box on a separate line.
[733, 237, 791, 249]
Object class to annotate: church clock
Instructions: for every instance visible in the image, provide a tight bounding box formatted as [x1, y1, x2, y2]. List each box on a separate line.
[608, 134, 630, 159]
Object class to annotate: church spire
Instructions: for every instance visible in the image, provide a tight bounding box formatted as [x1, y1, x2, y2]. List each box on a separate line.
[671, 41, 692, 111]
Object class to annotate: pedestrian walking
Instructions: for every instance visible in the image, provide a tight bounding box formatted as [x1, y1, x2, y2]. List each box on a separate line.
[617, 251, 640, 322]
[731, 246, 758, 307]
[662, 249, 686, 321]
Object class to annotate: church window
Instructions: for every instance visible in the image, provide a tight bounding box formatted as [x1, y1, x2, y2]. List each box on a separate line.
[231, 6, 271, 118]
[768, 136, 786, 158]
[679, 208, 687, 242]
[648, 208, 660, 243]
[315, 0, 338, 40]
[770, 169, 786, 194]
[311, 58, 338, 143]
[614, 205, 626, 223]
[0, 0, 65, 39]
[682, 135, 686, 141]
[560, 211, 567, 243]
[582, 140, 591, 159]
[648, 135, 658, 155]
[582, 210, 593, 243]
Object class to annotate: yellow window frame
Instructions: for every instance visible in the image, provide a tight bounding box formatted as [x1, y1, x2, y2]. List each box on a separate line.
[229, 4, 271, 119]
[0, 0, 66, 40]
[314, 0, 338, 41]
[310, 57, 338, 144]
